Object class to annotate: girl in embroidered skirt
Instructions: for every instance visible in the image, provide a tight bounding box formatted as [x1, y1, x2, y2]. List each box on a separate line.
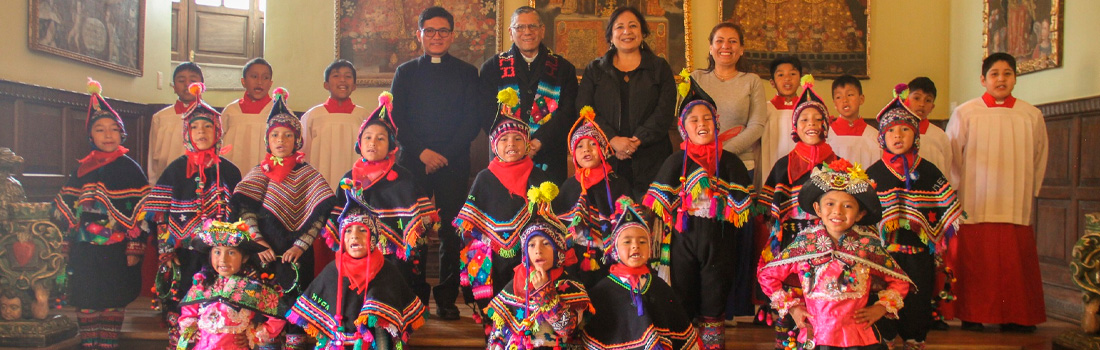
[53, 79, 151, 350]
[485, 193, 591, 350]
[758, 160, 912, 350]
[582, 197, 700, 350]
[642, 76, 753, 349]
[143, 83, 244, 349]
[176, 220, 285, 350]
[322, 91, 439, 307]
[231, 88, 336, 350]
[551, 106, 632, 287]
[455, 88, 552, 324]
[865, 84, 962, 350]
[756, 75, 839, 349]
[287, 214, 426, 349]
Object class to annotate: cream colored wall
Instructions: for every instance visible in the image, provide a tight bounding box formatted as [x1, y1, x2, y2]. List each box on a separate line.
[0, 0, 172, 104]
[949, 0, 1100, 107]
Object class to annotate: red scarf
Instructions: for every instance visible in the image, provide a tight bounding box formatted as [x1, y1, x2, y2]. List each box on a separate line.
[788, 142, 836, 183]
[77, 146, 129, 177]
[185, 148, 221, 179]
[681, 140, 721, 176]
[918, 118, 931, 134]
[351, 151, 398, 189]
[511, 264, 564, 296]
[770, 95, 797, 110]
[829, 117, 869, 136]
[883, 150, 919, 189]
[338, 249, 384, 294]
[982, 92, 1017, 108]
[323, 97, 356, 114]
[237, 94, 272, 114]
[609, 263, 650, 290]
[488, 157, 534, 197]
[261, 152, 304, 183]
[173, 101, 188, 114]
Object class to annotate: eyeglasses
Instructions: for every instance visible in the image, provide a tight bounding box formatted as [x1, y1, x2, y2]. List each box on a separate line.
[420, 28, 453, 38]
[510, 24, 542, 32]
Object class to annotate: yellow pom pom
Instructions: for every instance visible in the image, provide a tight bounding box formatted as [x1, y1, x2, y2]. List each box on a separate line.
[678, 68, 692, 81]
[800, 74, 814, 87]
[527, 186, 542, 203]
[580, 106, 595, 120]
[86, 77, 102, 95]
[538, 182, 559, 202]
[497, 87, 520, 109]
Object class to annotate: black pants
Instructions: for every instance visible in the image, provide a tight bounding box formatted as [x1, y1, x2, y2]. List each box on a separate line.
[406, 160, 471, 310]
[876, 251, 935, 342]
[669, 218, 736, 319]
[388, 249, 431, 306]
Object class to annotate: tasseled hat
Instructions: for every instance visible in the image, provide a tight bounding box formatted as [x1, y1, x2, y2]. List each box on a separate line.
[325, 212, 385, 253]
[264, 87, 303, 152]
[488, 87, 530, 156]
[192, 219, 268, 254]
[675, 69, 721, 141]
[876, 84, 922, 154]
[84, 78, 127, 150]
[797, 159, 882, 225]
[519, 218, 569, 271]
[791, 74, 830, 143]
[355, 91, 399, 155]
[180, 82, 224, 152]
[603, 196, 650, 263]
[568, 106, 611, 159]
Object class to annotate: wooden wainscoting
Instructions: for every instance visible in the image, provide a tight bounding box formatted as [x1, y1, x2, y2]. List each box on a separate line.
[0, 80, 159, 202]
[1035, 95, 1100, 324]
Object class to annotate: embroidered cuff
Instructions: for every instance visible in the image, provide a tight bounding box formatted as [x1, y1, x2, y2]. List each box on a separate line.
[243, 216, 265, 243]
[126, 241, 146, 256]
[875, 289, 905, 319]
[768, 290, 804, 319]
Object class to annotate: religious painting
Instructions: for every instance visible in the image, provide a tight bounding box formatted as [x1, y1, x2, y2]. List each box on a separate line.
[983, 0, 1062, 74]
[28, 0, 146, 76]
[720, 0, 869, 79]
[529, 0, 692, 76]
[336, 0, 503, 86]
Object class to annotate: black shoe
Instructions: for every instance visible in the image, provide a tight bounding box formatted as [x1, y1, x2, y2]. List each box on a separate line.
[960, 321, 985, 332]
[436, 306, 461, 320]
[930, 320, 950, 331]
[1001, 323, 1037, 333]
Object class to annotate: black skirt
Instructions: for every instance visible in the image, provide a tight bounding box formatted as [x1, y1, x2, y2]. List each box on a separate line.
[68, 242, 142, 309]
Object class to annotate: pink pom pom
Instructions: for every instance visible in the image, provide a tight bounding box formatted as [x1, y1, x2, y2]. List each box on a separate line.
[188, 82, 206, 98]
[894, 83, 908, 96]
[86, 77, 102, 95]
[273, 87, 289, 101]
[378, 91, 393, 112]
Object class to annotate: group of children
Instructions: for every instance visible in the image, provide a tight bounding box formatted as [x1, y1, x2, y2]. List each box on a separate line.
[51, 48, 1046, 350]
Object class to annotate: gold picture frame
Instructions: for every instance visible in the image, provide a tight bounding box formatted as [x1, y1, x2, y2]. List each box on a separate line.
[983, 0, 1063, 75]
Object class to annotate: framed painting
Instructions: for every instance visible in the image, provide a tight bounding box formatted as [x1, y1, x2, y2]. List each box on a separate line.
[719, 0, 869, 79]
[336, 0, 503, 87]
[28, 0, 146, 76]
[529, 0, 693, 76]
[983, 0, 1062, 75]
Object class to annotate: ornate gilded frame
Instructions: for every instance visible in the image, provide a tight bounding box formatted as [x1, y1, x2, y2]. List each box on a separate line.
[982, 0, 1063, 75]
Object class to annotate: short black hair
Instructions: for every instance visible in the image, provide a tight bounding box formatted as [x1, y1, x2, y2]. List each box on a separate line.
[324, 59, 357, 82]
[907, 77, 937, 99]
[242, 57, 272, 78]
[982, 52, 1017, 76]
[832, 75, 862, 95]
[173, 62, 204, 82]
[419, 6, 454, 30]
[768, 56, 802, 79]
[605, 7, 650, 46]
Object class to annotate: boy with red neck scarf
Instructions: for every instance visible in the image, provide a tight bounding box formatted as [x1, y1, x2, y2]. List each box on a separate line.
[827, 75, 880, 168]
[866, 84, 962, 350]
[485, 210, 590, 350]
[455, 88, 553, 321]
[643, 77, 753, 350]
[222, 58, 277, 170]
[551, 106, 632, 287]
[288, 214, 426, 350]
[149, 62, 204, 183]
[230, 88, 337, 350]
[53, 79, 151, 350]
[582, 197, 700, 350]
[944, 53, 1048, 333]
[756, 74, 839, 349]
[320, 91, 440, 312]
[760, 56, 802, 188]
[142, 82, 243, 349]
[301, 60, 370, 190]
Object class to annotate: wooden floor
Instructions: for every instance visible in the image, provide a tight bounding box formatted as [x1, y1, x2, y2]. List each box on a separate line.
[48, 297, 1075, 350]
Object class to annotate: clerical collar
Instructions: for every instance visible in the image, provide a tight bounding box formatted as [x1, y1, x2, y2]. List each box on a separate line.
[522, 52, 538, 64]
[431, 56, 442, 64]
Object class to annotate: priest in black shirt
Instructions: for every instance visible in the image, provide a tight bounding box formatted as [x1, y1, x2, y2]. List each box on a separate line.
[390, 6, 482, 321]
